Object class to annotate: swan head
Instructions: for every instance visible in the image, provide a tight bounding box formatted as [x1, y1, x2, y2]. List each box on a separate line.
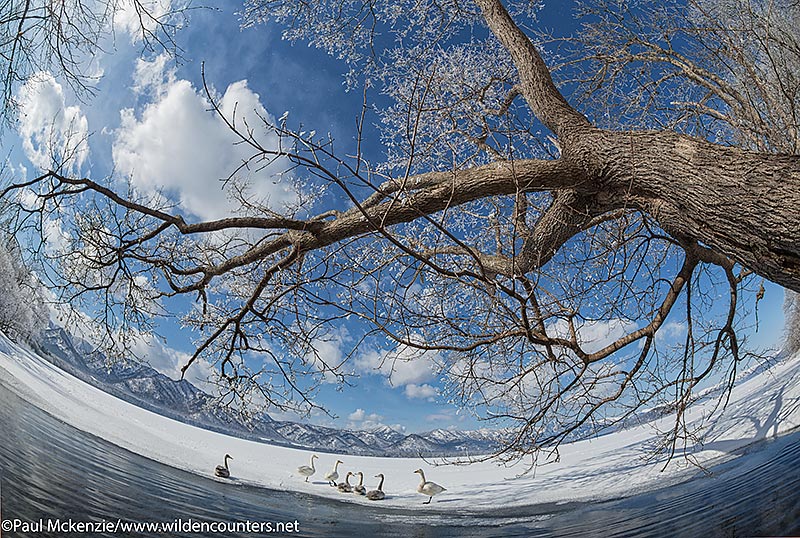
[375, 473, 384, 478]
[311, 454, 318, 460]
[224, 454, 233, 461]
[413, 468, 423, 475]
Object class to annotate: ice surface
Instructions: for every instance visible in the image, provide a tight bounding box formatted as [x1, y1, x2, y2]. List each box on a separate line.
[1, 333, 798, 512]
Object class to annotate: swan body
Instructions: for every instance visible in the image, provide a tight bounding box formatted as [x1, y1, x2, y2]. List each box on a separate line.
[214, 454, 233, 478]
[337, 472, 354, 493]
[324, 459, 343, 486]
[297, 454, 318, 482]
[366, 473, 385, 501]
[414, 468, 445, 504]
[353, 472, 366, 495]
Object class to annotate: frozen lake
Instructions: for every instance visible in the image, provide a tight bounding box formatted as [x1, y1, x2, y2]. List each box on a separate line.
[1, 383, 798, 537]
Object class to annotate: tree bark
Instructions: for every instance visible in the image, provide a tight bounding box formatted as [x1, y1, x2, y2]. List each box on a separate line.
[475, 0, 591, 140]
[475, 0, 800, 292]
[568, 128, 800, 291]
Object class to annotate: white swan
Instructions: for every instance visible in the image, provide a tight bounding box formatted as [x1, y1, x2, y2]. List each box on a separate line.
[214, 454, 233, 478]
[366, 473, 385, 501]
[414, 468, 446, 504]
[324, 459, 344, 486]
[297, 454, 318, 482]
[337, 471, 354, 493]
[353, 472, 366, 495]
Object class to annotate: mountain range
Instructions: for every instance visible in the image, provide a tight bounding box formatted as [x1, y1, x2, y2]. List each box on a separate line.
[38, 326, 508, 457]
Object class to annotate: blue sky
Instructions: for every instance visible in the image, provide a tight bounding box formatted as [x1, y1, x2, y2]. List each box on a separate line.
[2, 0, 789, 434]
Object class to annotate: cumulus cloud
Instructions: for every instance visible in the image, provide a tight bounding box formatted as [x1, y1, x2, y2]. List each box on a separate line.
[305, 332, 347, 385]
[347, 408, 385, 430]
[113, 55, 298, 221]
[17, 72, 89, 173]
[354, 341, 440, 388]
[404, 383, 437, 401]
[347, 408, 367, 421]
[547, 318, 639, 355]
[655, 321, 688, 345]
[16, 187, 70, 254]
[129, 332, 216, 392]
[115, 0, 173, 44]
[42, 216, 71, 253]
[131, 53, 175, 97]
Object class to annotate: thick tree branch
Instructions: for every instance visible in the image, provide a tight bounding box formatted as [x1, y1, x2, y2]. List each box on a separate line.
[517, 190, 602, 273]
[475, 0, 591, 138]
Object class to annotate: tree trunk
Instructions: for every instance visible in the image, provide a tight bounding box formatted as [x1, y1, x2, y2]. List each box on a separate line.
[475, 0, 800, 292]
[571, 128, 800, 291]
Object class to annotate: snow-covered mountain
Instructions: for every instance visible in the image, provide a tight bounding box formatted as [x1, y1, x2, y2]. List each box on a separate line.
[39, 326, 287, 442]
[37, 326, 507, 457]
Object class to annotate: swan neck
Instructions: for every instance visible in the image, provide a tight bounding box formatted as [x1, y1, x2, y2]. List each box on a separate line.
[378, 475, 385, 490]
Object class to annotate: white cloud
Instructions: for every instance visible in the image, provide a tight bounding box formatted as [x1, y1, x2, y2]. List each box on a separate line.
[131, 54, 175, 97]
[42, 216, 71, 253]
[347, 408, 367, 421]
[17, 72, 89, 173]
[655, 321, 688, 345]
[115, 0, 172, 44]
[354, 341, 440, 387]
[16, 187, 71, 254]
[46, 296, 217, 394]
[305, 335, 345, 384]
[425, 410, 465, 423]
[129, 332, 216, 392]
[5, 160, 28, 182]
[302, 325, 350, 384]
[547, 318, 638, 355]
[404, 383, 437, 401]
[346, 408, 385, 430]
[113, 55, 298, 222]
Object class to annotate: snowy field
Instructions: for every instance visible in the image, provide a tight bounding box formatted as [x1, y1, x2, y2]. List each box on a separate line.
[1, 332, 799, 512]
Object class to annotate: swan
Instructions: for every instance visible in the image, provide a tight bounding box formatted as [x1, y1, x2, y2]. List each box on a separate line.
[337, 472, 354, 493]
[414, 468, 446, 504]
[214, 454, 233, 478]
[297, 454, 318, 482]
[324, 459, 344, 486]
[366, 474, 385, 501]
[353, 472, 366, 495]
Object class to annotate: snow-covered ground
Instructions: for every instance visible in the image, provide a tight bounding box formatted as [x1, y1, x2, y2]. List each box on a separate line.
[1, 332, 799, 512]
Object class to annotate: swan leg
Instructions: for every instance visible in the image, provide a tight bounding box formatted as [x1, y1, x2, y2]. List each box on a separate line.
[423, 497, 432, 504]
[305, 477, 309, 482]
